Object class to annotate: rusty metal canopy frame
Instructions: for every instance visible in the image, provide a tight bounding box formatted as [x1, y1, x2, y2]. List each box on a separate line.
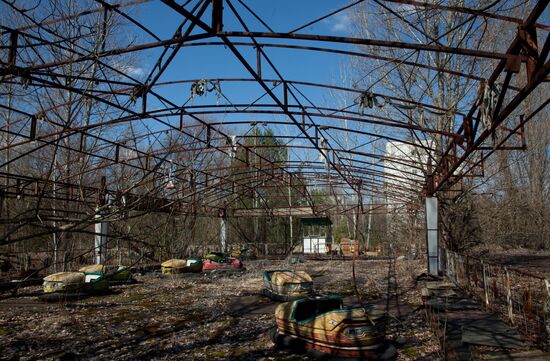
[0, 0, 548, 246]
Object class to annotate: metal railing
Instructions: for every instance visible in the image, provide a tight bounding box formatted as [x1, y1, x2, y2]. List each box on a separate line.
[445, 250, 550, 349]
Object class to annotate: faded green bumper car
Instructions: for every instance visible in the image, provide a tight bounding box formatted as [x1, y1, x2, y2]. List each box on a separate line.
[79, 264, 135, 285]
[161, 258, 203, 274]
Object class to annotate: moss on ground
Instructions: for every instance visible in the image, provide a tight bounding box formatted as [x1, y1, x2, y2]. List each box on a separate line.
[401, 346, 420, 357]
[208, 316, 237, 341]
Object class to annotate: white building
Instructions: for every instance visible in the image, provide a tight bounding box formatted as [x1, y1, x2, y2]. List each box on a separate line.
[383, 139, 431, 206]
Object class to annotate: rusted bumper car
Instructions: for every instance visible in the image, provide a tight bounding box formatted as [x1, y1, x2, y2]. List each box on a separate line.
[39, 271, 109, 302]
[202, 252, 243, 272]
[262, 270, 314, 301]
[161, 258, 203, 274]
[272, 296, 396, 360]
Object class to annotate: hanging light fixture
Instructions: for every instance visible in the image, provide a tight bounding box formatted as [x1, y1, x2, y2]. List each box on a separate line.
[165, 179, 175, 190]
[165, 159, 176, 190]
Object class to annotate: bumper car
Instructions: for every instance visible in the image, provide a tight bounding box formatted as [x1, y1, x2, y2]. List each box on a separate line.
[272, 296, 396, 360]
[79, 264, 135, 285]
[161, 258, 203, 274]
[262, 270, 314, 301]
[231, 247, 256, 260]
[39, 271, 109, 302]
[202, 253, 243, 272]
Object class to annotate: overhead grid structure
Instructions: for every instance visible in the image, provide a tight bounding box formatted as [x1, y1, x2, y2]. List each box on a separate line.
[0, 0, 548, 270]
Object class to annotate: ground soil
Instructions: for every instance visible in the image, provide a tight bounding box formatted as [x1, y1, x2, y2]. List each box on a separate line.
[0, 259, 441, 361]
[478, 249, 550, 277]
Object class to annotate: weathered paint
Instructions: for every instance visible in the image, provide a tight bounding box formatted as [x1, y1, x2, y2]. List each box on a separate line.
[161, 259, 203, 274]
[274, 296, 386, 355]
[263, 270, 314, 299]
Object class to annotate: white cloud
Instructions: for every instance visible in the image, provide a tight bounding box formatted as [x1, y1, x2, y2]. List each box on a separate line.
[123, 65, 145, 77]
[112, 61, 145, 78]
[393, 4, 418, 14]
[326, 11, 353, 34]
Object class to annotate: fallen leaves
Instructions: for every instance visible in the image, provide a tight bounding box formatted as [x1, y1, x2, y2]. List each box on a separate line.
[0, 259, 442, 360]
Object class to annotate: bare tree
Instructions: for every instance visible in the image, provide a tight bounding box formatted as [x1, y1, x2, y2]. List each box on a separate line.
[350, 1, 546, 252]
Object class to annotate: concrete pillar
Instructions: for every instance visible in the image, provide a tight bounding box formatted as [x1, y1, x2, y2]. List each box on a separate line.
[94, 208, 108, 264]
[425, 197, 439, 275]
[220, 215, 226, 253]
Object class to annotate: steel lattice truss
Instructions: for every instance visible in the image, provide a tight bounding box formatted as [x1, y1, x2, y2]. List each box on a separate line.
[0, 0, 548, 235]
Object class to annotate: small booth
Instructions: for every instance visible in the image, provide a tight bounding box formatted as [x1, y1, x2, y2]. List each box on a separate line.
[301, 217, 332, 254]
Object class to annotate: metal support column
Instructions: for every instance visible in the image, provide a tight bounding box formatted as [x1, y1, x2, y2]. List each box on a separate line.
[425, 197, 439, 275]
